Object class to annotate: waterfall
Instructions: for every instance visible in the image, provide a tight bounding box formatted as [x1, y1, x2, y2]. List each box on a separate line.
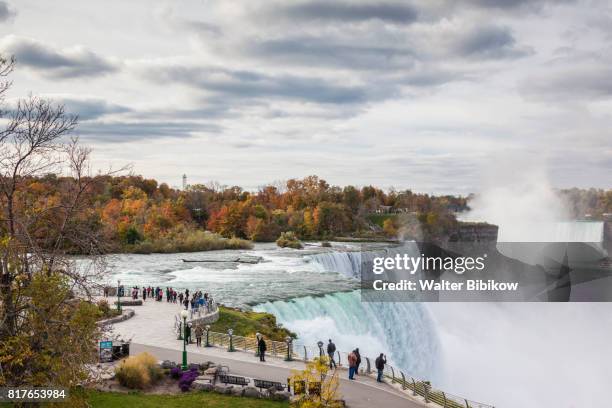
[552, 221, 604, 243]
[254, 291, 441, 382]
[306, 243, 420, 279]
[306, 251, 365, 278]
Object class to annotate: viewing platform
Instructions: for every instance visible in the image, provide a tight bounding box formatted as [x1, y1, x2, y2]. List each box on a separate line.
[106, 295, 493, 408]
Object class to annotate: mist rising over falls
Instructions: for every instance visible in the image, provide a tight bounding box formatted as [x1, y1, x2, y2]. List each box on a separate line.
[256, 246, 612, 407]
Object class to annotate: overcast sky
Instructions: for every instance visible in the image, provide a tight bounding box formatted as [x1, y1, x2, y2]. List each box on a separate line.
[0, 0, 610, 193]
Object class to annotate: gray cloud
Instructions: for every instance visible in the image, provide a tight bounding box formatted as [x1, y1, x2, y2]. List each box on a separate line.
[274, 1, 419, 24]
[0, 35, 117, 78]
[145, 65, 376, 104]
[0, 1, 15, 22]
[54, 96, 130, 121]
[77, 121, 222, 143]
[521, 64, 612, 101]
[452, 25, 531, 59]
[465, 0, 572, 11]
[246, 36, 417, 71]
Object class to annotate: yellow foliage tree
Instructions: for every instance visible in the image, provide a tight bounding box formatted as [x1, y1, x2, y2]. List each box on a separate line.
[289, 356, 343, 408]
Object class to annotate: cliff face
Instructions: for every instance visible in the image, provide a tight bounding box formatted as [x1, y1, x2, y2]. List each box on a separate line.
[450, 222, 499, 243]
[605, 221, 612, 254]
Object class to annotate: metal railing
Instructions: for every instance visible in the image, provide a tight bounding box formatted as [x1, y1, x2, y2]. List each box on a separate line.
[189, 329, 494, 408]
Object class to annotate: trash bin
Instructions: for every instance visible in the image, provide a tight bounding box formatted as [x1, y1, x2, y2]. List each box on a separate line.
[112, 345, 122, 360]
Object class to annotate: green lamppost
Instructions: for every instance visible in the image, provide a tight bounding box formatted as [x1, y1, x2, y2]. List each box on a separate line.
[228, 328, 235, 352]
[205, 325, 211, 347]
[285, 336, 293, 361]
[181, 309, 188, 370]
[116, 279, 122, 313]
[317, 341, 324, 358]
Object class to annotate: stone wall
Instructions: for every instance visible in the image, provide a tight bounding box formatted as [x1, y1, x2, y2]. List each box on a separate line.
[188, 308, 219, 325]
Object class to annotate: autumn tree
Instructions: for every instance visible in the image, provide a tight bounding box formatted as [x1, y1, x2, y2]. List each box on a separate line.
[0, 56, 116, 398]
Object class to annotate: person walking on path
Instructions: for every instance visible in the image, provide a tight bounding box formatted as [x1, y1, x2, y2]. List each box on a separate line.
[327, 339, 337, 369]
[375, 353, 387, 383]
[195, 325, 203, 347]
[258, 336, 267, 362]
[354, 348, 361, 375]
[142, 287, 147, 302]
[185, 323, 192, 344]
[348, 350, 358, 380]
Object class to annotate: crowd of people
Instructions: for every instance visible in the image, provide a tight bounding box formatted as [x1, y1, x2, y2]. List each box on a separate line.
[106, 285, 389, 384]
[327, 339, 387, 382]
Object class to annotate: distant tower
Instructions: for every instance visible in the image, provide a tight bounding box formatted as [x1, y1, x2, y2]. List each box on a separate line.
[182, 174, 187, 190]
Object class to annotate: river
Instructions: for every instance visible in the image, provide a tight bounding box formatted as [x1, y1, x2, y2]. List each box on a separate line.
[98, 240, 612, 408]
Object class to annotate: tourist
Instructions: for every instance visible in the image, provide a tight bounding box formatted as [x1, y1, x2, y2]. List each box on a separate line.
[185, 323, 192, 344]
[348, 350, 358, 380]
[375, 353, 387, 383]
[327, 339, 337, 369]
[178, 292, 184, 305]
[103, 286, 109, 297]
[183, 297, 189, 310]
[258, 336, 267, 362]
[195, 325, 203, 347]
[142, 287, 146, 301]
[354, 348, 361, 375]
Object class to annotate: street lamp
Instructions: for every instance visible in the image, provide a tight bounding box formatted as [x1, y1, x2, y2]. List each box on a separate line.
[228, 328, 235, 352]
[116, 279, 122, 313]
[285, 336, 293, 361]
[205, 324, 211, 347]
[180, 309, 188, 370]
[317, 341, 324, 357]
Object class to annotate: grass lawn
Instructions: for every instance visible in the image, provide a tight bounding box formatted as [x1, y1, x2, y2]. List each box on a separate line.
[87, 390, 288, 408]
[209, 306, 296, 342]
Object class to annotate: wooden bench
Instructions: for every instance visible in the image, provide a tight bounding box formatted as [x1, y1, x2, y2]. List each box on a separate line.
[253, 379, 285, 391]
[218, 374, 250, 387]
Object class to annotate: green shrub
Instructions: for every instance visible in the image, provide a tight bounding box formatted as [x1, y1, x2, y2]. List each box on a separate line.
[129, 229, 253, 253]
[276, 231, 303, 249]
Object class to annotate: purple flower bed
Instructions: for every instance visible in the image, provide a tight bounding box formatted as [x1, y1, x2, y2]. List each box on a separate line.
[170, 366, 182, 379]
[178, 369, 199, 392]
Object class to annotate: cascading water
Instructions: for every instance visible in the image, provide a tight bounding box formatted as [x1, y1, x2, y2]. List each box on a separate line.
[258, 244, 442, 382]
[255, 291, 441, 382]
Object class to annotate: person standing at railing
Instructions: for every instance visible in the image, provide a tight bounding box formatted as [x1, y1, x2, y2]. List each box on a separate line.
[258, 335, 267, 362]
[327, 339, 337, 369]
[375, 353, 386, 383]
[195, 324, 203, 347]
[348, 350, 358, 380]
[354, 348, 361, 375]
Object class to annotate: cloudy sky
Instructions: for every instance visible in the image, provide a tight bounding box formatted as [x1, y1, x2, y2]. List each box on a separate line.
[0, 0, 610, 193]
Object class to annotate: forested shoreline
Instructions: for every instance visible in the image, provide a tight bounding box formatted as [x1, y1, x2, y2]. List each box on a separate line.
[7, 173, 611, 254]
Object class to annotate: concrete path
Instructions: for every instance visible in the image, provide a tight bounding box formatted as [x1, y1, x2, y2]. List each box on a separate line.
[107, 297, 428, 408]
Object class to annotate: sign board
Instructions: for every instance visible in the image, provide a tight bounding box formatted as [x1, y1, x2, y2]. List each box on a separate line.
[99, 341, 113, 363]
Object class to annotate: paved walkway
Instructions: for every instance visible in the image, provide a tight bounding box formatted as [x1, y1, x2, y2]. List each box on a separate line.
[107, 297, 428, 408]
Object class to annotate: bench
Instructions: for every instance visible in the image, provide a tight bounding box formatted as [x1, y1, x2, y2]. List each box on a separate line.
[253, 379, 285, 391]
[218, 374, 250, 387]
[308, 381, 321, 396]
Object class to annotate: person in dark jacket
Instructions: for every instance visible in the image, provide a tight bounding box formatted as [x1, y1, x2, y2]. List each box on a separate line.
[327, 339, 337, 369]
[258, 336, 267, 362]
[185, 323, 192, 344]
[375, 353, 387, 382]
[354, 348, 362, 375]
